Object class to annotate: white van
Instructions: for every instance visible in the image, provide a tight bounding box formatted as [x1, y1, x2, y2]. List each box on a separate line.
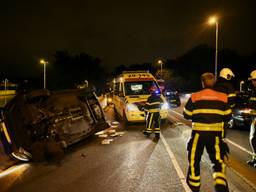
[112, 71, 169, 123]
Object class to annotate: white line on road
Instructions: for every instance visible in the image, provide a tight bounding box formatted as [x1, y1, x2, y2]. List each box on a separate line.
[169, 109, 184, 117]
[225, 138, 253, 156]
[160, 134, 191, 192]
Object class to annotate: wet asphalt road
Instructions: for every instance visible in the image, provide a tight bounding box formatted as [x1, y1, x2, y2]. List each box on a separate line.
[0, 104, 256, 192]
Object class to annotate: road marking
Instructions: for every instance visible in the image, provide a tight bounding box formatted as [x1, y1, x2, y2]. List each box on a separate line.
[225, 138, 253, 156]
[169, 109, 184, 117]
[160, 134, 191, 192]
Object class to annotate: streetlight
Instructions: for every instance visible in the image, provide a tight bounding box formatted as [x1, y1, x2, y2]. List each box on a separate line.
[208, 16, 219, 80]
[40, 59, 48, 89]
[157, 59, 163, 79]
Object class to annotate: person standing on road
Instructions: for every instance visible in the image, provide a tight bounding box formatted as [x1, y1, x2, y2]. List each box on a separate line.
[214, 68, 236, 138]
[214, 68, 236, 108]
[247, 70, 256, 167]
[143, 85, 163, 139]
[183, 72, 232, 192]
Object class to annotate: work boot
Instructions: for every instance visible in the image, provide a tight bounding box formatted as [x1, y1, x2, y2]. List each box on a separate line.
[246, 158, 256, 166]
[153, 137, 159, 143]
[143, 131, 150, 137]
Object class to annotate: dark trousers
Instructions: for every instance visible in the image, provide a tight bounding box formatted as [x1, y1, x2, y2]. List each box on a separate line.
[145, 112, 161, 134]
[0, 121, 13, 154]
[186, 131, 229, 192]
[249, 118, 256, 159]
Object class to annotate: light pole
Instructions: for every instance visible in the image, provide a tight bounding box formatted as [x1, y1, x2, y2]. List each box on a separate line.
[40, 59, 48, 89]
[158, 59, 163, 79]
[208, 16, 219, 80]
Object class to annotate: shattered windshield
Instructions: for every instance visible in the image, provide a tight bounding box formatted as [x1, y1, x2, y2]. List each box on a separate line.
[124, 81, 160, 95]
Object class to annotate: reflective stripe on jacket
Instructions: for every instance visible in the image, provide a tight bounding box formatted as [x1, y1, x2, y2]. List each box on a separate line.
[183, 88, 232, 131]
[144, 94, 163, 113]
[249, 88, 256, 110]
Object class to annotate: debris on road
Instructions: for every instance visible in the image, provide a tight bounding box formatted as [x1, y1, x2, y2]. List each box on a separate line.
[110, 133, 119, 137]
[116, 131, 125, 136]
[80, 153, 86, 158]
[101, 139, 114, 145]
[107, 129, 116, 134]
[110, 132, 125, 137]
[95, 131, 106, 135]
[96, 122, 126, 144]
[175, 122, 184, 126]
[111, 121, 120, 125]
[98, 134, 108, 138]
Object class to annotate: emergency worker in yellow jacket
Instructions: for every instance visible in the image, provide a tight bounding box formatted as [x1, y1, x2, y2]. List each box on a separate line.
[183, 72, 232, 192]
[143, 86, 163, 138]
[247, 70, 256, 167]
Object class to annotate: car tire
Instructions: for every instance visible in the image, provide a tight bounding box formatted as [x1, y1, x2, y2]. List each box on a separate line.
[92, 104, 103, 120]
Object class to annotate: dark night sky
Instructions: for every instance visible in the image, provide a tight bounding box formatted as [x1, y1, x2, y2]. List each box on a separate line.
[1, 0, 255, 77]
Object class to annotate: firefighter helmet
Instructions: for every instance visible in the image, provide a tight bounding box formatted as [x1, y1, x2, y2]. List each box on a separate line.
[248, 70, 256, 80]
[219, 68, 235, 80]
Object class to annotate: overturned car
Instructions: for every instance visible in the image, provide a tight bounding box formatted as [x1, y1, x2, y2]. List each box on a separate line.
[1, 88, 109, 162]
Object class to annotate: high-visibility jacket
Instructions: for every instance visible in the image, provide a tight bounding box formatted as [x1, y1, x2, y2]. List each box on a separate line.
[144, 93, 163, 134]
[214, 77, 236, 108]
[183, 88, 232, 132]
[184, 88, 232, 192]
[144, 93, 163, 113]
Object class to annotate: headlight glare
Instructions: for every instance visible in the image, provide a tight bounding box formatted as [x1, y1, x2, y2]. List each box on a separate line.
[127, 104, 139, 112]
[161, 102, 169, 110]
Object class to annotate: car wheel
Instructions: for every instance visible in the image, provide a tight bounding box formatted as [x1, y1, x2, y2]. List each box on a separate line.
[92, 104, 103, 120]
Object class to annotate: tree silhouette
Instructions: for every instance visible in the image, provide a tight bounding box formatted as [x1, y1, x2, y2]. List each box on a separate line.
[110, 44, 255, 92]
[48, 51, 106, 92]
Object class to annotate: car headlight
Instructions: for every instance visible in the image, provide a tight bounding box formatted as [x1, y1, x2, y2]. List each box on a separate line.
[161, 102, 169, 110]
[127, 104, 140, 112]
[239, 108, 252, 114]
